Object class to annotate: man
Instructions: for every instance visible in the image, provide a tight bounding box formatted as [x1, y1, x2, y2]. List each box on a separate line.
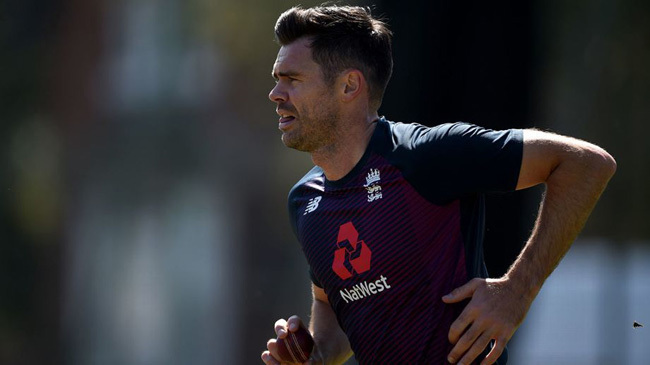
[261, 5, 616, 365]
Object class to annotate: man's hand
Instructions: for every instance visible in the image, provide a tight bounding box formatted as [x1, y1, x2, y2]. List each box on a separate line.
[440, 131, 615, 365]
[262, 315, 324, 365]
[442, 277, 533, 365]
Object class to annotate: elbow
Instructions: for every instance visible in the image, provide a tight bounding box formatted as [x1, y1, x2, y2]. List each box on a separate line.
[603, 152, 617, 178]
[587, 146, 617, 181]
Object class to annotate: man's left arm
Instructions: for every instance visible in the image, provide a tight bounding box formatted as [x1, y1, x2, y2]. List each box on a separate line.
[443, 129, 617, 365]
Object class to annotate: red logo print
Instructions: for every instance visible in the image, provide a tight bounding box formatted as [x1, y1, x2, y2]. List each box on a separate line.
[332, 222, 372, 280]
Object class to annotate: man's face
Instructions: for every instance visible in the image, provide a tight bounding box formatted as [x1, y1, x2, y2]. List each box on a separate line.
[269, 37, 340, 152]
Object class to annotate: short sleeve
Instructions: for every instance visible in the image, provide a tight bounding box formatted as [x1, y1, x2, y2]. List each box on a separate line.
[309, 267, 323, 288]
[396, 122, 523, 204]
[287, 166, 326, 288]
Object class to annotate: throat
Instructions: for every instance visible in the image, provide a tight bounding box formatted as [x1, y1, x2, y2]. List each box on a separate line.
[311, 146, 352, 181]
[311, 117, 378, 181]
[311, 142, 368, 182]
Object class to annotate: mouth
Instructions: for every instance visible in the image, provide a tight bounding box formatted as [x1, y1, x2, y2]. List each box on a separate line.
[277, 110, 296, 131]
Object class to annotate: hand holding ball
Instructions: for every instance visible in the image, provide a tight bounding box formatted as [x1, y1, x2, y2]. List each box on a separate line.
[276, 325, 315, 363]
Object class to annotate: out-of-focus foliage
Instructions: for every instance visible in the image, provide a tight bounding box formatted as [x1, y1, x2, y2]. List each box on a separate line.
[1, 0, 648, 364]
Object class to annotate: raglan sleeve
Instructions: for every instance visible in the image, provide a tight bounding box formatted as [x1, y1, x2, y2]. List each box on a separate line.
[287, 184, 324, 288]
[406, 122, 523, 204]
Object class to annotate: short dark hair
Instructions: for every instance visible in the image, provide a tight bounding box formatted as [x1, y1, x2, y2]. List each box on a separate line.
[274, 5, 393, 110]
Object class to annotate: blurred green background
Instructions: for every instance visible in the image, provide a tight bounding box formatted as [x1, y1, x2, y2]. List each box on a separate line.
[1, 0, 649, 364]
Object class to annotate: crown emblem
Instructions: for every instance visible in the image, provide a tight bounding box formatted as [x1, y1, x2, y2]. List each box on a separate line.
[364, 168, 380, 187]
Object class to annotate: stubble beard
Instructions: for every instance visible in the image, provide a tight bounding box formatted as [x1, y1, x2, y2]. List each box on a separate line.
[282, 106, 340, 153]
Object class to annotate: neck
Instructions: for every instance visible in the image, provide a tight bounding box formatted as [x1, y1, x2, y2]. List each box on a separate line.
[311, 113, 380, 181]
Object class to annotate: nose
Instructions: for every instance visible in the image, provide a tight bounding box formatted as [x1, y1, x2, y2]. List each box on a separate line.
[268, 83, 287, 103]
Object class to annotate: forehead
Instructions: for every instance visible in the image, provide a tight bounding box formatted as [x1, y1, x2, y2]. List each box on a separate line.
[272, 37, 321, 77]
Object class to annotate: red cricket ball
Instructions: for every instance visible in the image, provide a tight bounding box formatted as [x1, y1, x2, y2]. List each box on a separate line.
[276, 325, 315, 363]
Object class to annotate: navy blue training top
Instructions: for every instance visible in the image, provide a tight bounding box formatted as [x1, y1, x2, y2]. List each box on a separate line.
[287, 118, 523, 364]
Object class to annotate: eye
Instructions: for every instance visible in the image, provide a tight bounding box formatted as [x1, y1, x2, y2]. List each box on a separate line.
[273, 75, 300, 84]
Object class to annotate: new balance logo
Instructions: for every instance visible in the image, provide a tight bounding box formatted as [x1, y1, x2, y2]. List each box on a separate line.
[304, 196, 322, 215]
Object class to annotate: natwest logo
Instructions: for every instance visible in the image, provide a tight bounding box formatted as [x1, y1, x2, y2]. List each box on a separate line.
[332, 222, 372, 280]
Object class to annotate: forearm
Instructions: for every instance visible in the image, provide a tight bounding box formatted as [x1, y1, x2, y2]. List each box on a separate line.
[443, 132, 616, 365]
[309, 298, 352, 365]
[507, 139, 617, 297]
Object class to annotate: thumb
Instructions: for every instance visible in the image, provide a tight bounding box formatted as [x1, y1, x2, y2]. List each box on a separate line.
[442, 278, 481, 303]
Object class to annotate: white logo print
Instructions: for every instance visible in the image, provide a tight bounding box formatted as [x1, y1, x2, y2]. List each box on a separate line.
[364, 168, 383, 202]
[304, 196, 322, 215]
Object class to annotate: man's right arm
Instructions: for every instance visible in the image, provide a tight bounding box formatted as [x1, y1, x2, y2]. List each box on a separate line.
[309, 284, 353, 364]
[261, 284, 352, 365]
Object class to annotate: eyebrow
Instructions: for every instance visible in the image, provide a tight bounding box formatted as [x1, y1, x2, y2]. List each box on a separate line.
[272, 70, 301, 80]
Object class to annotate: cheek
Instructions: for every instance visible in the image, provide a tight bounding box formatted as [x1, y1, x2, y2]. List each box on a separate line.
[292, 85, 333, 116]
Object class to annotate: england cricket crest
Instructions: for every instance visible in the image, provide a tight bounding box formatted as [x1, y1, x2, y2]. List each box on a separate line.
[364, 168, 382, 202]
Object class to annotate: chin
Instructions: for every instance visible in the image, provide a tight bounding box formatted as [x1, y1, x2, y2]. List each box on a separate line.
[282, 134, 313, 152]
[281, 134, 299, 149]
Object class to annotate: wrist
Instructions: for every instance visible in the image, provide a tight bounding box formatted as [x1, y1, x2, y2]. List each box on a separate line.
[503, 260, 543, 303]
[311, 338, 330, 365]
[311, 337, 351, 365]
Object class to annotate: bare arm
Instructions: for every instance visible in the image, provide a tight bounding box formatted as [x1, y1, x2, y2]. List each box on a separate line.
[309, 284, 353, 365]
[262, 284, 352, 365]
[511, 129, 617, 297]
[443, 129, 617, 365]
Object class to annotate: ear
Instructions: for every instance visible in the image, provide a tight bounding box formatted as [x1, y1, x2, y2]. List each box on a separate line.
[340, 69, 365, 102]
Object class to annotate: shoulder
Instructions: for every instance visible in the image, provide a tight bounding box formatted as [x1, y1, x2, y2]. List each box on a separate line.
[380, 119, 486, 149]
[287, 166, 324, 235]
[379, 119, 525, 201]
[376, 119, 469, 158]
[288, 166, 324, 204]
[380, 118, 523, 154]
[400, 121, 522, 152]
[379, 119, 436, 150]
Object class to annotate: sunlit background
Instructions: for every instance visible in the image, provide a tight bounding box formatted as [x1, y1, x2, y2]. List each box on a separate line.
[1, 0, 649, 364]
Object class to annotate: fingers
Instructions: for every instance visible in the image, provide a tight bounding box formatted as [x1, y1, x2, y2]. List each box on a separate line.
[286, 315, 305, 333]
[481, 337, 507, 365]
[444, 278, 507, 365]
[446, 308, 479, 363]
[449, 314, 480, 349]
[442, 278, 482, 304]
[274, 318, 288, 338]
[265, 316, 307, 365]
[447, 319, 512, 365]
[265, 337, 282, 363]
[261, 350, 281, 365]
[449, 331, 492, 365]
[445, 277, 526, 364]
[447, 304, 476, 345]
[275, 315, 306, 337]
